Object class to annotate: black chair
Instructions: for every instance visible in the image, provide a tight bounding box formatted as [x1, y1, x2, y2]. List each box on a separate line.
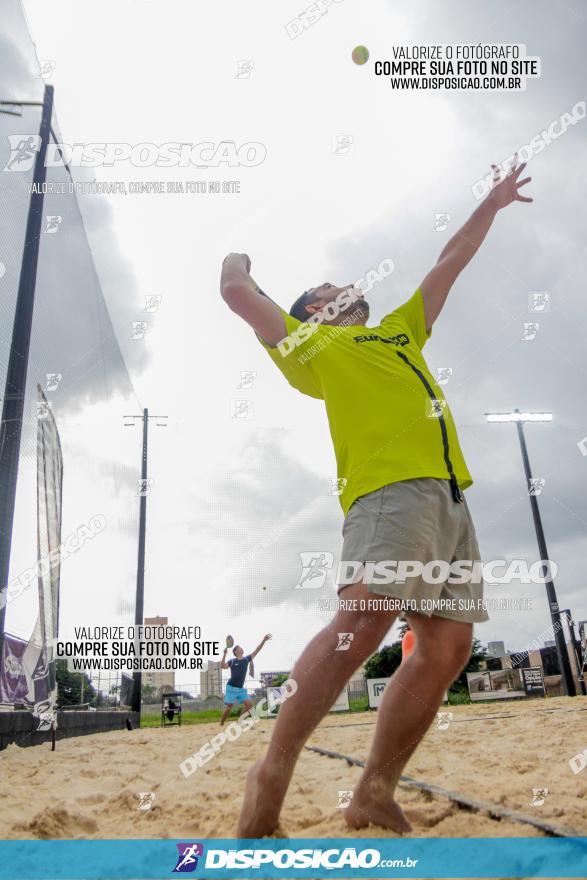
[161, 692, 183, 726]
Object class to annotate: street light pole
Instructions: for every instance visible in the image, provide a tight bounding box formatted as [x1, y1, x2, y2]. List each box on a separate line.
[513, 413, 575, 697]
[486, 410, 576, 696]
[124, 411, 167, 715]
[560, 609, 586, 696]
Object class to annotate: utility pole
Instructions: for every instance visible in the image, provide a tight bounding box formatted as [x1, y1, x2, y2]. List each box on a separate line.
[560, 609, 586, 696]
[0, 87, 53, 663]
[124, 411, 167, 715]
[514, 415, 576, 697]
[486, 410, 576, 696]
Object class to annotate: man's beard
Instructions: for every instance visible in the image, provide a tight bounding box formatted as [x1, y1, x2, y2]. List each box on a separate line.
[347, 299, 370, 323]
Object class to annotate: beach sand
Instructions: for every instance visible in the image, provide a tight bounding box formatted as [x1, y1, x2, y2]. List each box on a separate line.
[1, 696, 585, 852]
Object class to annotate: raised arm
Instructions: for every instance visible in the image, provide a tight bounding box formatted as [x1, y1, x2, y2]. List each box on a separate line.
[420, 157, 533, 330]
[250, 633, 272, 660]
[220, 253, 286, 346]
[220, 647, 230, 670]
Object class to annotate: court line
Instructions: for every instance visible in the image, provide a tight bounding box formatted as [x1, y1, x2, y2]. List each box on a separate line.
[304, 744, 582, 838]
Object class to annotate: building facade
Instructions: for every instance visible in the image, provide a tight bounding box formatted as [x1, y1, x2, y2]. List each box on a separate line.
[200, 660, 223, 699]
[142, 615, 175, 697]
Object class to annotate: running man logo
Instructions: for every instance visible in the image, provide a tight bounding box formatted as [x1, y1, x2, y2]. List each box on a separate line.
[231, 399, 253, 419]
[39, 59, 56, 80]
[137, 478, 154, 497]
[336, 632, 354, 651]
[436, 367, 452, 386]
[3, 134, 41, 172]
[569, 749, 587, 775]
[432, 212, 450, 232]
[436, 711, 453, 731]
[44, 215, 62, 234]
[130, 321, 149, 340]
[45, 373, 62, 392]
[144, 295, 162, 313]
[35, 710, 56, 732]
[36, 399, 53, 421]
[235, 60, 254, 79]
[328, 477, 347, 496]
[427, 398, 447, 419]
[295, 552, 334, 589]
[522, 322, 539, 341]
[137, 792, 155, 811]
[337, 790, 354, 809]
[173, 843, 204, 873]
[332, 134, 354, 155]
[237, 370, 257, 390]
[528, 291, 550, 313]
[528, 477, 545, 497]
[530, 787, 549, 806]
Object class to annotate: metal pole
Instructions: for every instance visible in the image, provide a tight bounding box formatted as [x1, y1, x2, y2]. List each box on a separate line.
[0, 85, 54, 663]
[131, 408, 148, 714]
[562, 609, 586, 696]
[514, 412, 576, 696]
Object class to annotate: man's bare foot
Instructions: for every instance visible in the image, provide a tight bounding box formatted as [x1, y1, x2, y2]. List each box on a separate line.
[236, 759, 289, 838]
[344, 781, 412, 833]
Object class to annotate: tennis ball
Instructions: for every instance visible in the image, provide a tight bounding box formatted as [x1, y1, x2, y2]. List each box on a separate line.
[352, 45, 369, 65]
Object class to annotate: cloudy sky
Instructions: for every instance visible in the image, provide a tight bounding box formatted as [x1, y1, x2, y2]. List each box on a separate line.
[1, 0, 586, 688]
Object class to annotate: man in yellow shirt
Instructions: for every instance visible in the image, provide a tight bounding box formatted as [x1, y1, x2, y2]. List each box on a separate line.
[220, 159, 532, 836]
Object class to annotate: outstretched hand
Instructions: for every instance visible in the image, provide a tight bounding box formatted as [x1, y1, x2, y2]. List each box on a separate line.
[488, 155, 533, 210]
[223, 252, 251, 274]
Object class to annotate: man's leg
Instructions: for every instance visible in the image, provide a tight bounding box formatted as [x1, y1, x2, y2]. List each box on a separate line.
[220, 702, 233, 726]
[240, 699, 253, 716]
[345, 613, 472, 830]
[236, 581, 398, 837]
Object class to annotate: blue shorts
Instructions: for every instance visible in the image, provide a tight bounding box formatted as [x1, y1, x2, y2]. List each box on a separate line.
[225, 683, 249, 705]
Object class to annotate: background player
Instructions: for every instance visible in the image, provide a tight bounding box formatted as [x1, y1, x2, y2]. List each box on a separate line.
[220, 633, 272, 725]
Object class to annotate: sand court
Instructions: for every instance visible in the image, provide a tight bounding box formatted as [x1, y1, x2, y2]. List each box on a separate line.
[1, 696, 586, 842]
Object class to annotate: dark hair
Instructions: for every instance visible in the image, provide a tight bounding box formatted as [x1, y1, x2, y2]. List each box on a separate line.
[289, 290, 315, 322]
[232, 646, 241, 656]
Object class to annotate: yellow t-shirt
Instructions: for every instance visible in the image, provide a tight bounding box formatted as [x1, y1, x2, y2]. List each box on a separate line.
[258, 289, 472, 514]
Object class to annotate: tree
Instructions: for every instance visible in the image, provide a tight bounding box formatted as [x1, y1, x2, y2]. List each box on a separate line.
[269, 673, 289, 687]
[362, 636, 487, 695]
[397, 622, 410, 639]
[141, 683, 157, 703]
[450, 637, 487, 693]
[364, 643, 403, 679]
[56, 660, 96, 707]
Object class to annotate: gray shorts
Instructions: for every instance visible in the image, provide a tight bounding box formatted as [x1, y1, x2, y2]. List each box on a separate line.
[338, 478, 489, 623]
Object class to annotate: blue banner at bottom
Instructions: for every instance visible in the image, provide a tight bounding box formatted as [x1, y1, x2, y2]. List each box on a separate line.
[1, 837, 587, 879]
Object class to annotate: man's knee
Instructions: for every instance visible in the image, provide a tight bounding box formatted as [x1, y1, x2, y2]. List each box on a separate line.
[436, 625, 473, 674]
[413, 619, 473, 673]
